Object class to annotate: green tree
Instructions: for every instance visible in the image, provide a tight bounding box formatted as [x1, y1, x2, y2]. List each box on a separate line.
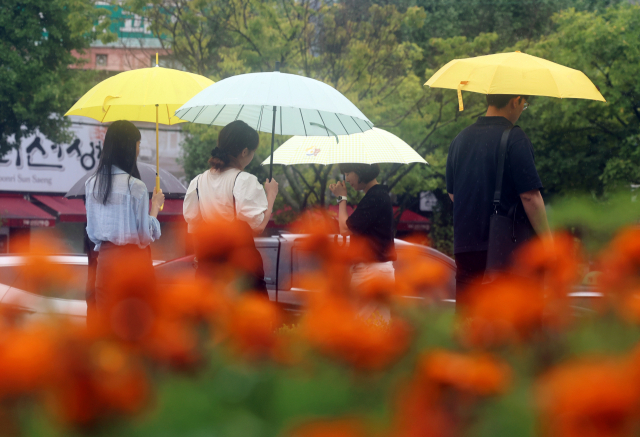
[519, 4, 640, 193]
[0, 0, 115, 157]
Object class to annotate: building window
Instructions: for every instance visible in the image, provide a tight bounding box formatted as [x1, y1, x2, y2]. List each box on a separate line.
[96, 54, 108, 67]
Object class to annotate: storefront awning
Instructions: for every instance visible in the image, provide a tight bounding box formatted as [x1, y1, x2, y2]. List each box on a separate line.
[32, 195, 185, 224]
[0, 194, 56, 228]
[32, 195, 87, 222]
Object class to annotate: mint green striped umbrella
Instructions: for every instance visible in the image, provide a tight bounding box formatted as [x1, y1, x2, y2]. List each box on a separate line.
[260, 128, 427, 166]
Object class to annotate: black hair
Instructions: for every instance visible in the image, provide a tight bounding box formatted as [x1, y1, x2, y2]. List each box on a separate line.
[339, 163, 380, 184]
[209, 120, 260, 170]
[486, 94, 530, 109]
[93, 120, 141, 205]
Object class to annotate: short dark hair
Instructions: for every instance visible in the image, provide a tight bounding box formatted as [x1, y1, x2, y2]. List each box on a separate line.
[209, 120, 260, 170]
[339, 163, 380, 184]
[486, 94, 530, 109]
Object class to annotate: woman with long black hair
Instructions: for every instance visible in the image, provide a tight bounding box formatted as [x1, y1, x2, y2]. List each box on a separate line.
[183, 120, 278, 297]
[85, 120, 165, 316]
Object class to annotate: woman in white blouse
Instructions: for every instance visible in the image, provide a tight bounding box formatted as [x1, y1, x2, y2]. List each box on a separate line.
[183, 120, 278, 296]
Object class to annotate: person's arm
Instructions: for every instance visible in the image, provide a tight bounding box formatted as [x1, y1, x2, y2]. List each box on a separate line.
[150, 186, 164, 218]
[337, 197, 351, 235]
[449, 193, 454, 202]
[520, 189, 551, 237]
[328, 181, 351, 235]
[253, 178, 278, 235]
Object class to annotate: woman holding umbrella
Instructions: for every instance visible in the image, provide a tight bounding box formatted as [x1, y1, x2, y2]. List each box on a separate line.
[329, 163, 397, 320]
[85, 120, 165, 318]
[183, 120, 279, 296]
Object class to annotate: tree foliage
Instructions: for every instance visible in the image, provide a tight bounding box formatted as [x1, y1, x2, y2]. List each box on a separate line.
[0, 0, 115, 156]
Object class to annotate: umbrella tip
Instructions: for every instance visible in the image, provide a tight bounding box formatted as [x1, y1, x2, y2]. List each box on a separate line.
[275, 61, 280, 72]
[515, 50, 522, 53]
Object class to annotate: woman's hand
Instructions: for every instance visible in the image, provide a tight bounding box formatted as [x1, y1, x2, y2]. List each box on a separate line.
[264, 178, 279, 203]
[150, 187, 165, 217]
[329, 181, 348, 197]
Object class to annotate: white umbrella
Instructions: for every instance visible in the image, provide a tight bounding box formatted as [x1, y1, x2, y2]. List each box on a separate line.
[175, 64, 374, 179]
[260, 128, 427, 166]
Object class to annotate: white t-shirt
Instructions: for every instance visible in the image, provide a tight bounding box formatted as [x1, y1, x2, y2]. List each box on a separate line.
[183, 168, 268, 232]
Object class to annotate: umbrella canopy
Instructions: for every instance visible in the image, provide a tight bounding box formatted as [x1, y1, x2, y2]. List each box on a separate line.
[425, 51, 605, 110]
[261, 128, 427, 166]
[175, 71, 373, 136]
[65, 66, 214, 124]
[175, 67, 373, 180]
[65, 59, 214, 209]
[65, 162, 187, 200]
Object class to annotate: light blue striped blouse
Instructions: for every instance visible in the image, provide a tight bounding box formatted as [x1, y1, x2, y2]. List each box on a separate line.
[85, 166, 161, 251]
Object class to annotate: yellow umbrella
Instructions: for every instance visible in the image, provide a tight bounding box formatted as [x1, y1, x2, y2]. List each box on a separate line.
[425, 51, 605, 111]
[66, 54, 214, 207]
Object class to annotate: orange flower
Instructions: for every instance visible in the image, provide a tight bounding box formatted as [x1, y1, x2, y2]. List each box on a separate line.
[391, 349, 510, 437]
[0, 323, 58, 397]
[598, 227, 640, 321]
[193, 217, 263, 275]
[224, 294, 283, 360]
[418, 349, 511, 396]
[394, 245, 451, 300]
[288, 418, 368, 437]
[391, 381, 458, 437]
[512, 232, 582, 296]
[536, 358, 640, 437]
[303, 295, 411, 370]
[47, 331, 150, 426]
[459, 276, 545, 347]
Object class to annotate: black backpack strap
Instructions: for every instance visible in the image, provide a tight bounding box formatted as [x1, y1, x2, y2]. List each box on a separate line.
[232, 170, 241, 219]
[493, 126, 514, 209]
[196, 173, 203, 201]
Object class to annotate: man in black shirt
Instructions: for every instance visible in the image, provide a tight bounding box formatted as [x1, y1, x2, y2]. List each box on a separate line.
[329, 163, 396, 320]
[446, 94, 551, 303]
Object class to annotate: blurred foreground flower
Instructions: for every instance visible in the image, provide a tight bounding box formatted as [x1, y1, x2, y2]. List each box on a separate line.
[392, 349, 510, 437]
[0, 323, 58, 397]
[459, 276, 545, 348]
[536, 357, 640, 437]
[419, 349, 511, 396]
[303, 295, 411, 371]
[598, 227, 640, 322]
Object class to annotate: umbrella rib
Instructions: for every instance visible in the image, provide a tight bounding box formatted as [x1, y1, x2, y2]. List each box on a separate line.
[279, 106, 282, 136]
[316, 111, 330, 136]
[180, 106, 195, 121]
[351, 116, 365, 133]
[334, 113, 348, 135]
[193, 106, 206, 124]
[257, 106, 264, 131]
[234, 105, 244, 120]
[100, 105, 111, 123]
[299, 109, 308, 136]
[209, 105, 226, 126]
[166, 105, 172, 125]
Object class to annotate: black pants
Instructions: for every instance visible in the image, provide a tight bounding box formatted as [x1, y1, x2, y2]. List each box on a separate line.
[455, 250, 487, 308]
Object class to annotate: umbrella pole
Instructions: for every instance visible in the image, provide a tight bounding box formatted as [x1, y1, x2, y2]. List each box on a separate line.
[269, 105, 276, 181]
[156, 104, 163, 211]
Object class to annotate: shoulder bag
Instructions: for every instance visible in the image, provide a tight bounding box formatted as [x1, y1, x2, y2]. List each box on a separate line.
[485, 126, 535, 280]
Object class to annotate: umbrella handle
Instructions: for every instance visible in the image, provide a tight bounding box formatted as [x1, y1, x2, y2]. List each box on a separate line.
[458, 81, 469, 111]
[156, 175, 163, 211]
